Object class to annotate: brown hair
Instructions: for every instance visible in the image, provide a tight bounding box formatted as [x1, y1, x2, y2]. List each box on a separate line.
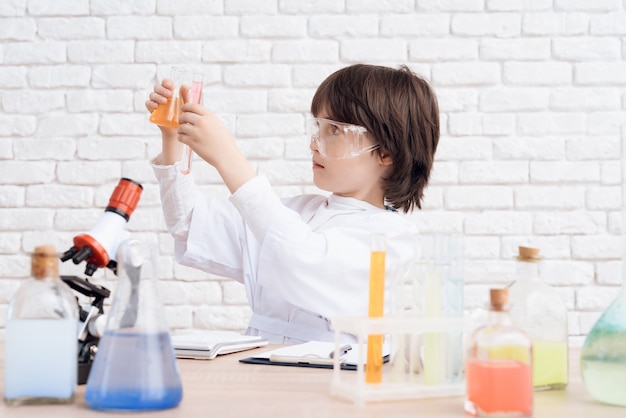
[311, 64, 439, 212]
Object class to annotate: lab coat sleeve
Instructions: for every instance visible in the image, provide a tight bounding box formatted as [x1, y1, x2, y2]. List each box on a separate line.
[230, 176, 416, 319]
[152, 159, 248, 282]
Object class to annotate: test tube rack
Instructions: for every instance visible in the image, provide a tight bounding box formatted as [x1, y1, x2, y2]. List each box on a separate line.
[330, 315, 468, 405]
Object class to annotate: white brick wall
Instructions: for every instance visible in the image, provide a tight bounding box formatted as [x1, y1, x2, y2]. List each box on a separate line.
[1, 1, 625, 346]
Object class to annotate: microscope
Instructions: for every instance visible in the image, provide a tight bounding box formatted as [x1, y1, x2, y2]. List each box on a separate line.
[60, 177, 143, 384]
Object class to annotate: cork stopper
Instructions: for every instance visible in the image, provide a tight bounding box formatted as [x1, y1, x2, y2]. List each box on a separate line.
[490, 288, 508, 312]
[517, 246, 541, 262]
[31, 245, 59, 279]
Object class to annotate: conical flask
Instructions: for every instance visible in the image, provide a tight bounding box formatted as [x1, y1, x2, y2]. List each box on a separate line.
[84, 239, 183, 411]
[580, 128, 626, 407]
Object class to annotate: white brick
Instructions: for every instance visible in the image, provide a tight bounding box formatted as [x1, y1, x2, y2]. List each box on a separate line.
[68, 41, 134, 63]
[566, 137, 619, 160]
[157, 0, 220, 15]
[590, 12, 626, 35]
[493, 137, 565, 160]
[272, 40, 338, 63]
[107, 16, 172, 40]
[38, 17, 104, 39]
[92, 0, 155, 14]
[225, 0, 277, 14]
[236, 114, 301, 137]
[258, 161, 311, 184]
[28, 0, 90, 15]
[554, 0, 622, 12]
[173, 16, 238, 40]
[100, 114, 153, 136]
[436, 89, 478, 112]
[554, 37, 621, 61]
[576, 62, 626, 85]
[13, 138, 75, 160]
[601, 161, 620, 185]
[268, 89, 314, 113]
[279, 0, 343, 13]
[503, 62, 571, 85]
[160, 280, 222, 305]
[445, 186, 513, 210]
[141, 39, 203, 64]
[486, 0, 552, 11]
[194, 305, 251, 330]
[0, 209, 53, 230]
[309, 15, 379, 37]
[596, 261, 622, 285]
[0, 66, 26, 88]
[202, 40, 271, 63]
[0, 114, 35, 136]
[207, 89, 267, 113]
[515, 186, 585, 209]
[517, 112, 586, 135]
[340, 39, 407, 62]
[2, 90, 64, 114]
[165, 306, 193, 329]
[241, 16, 307, 38]
[429, 161, 459, 184]
[480, 38, 550, 60]
[448, 112, 515, 135]
[36, 114, 98, 136]
[0, 0, 26, 16]
[91, 64, 155, 89]
[451, 13, 521, 37]
[480, 88, 549, 111]
[77, 136, 146, 160]
[0, 232, 21, 253]
[579, 311, 602, 334]
[572, 235, 622, 260]
[501, 235, 572, 258]
[459, 161, 528, 184]
[464, 212, 533, 235]
[522, 12, 588, 35]
[586, 186, 620, 210]
[238, 137, 285, 159]
[25, 185, 93, 208]
[531, 161, 600, 183]
[435, 136, 492, 160]
[551, 88, 621, 111]
[28, 65, 91, 88]
[347, 0, 413, 12]
[404, 211, 463, 233]
[534, 212, 607, 235]
[224, 64, 291, 87]
[410, 39, 477, 61]
[4, 42, 65, 64]
[419, 187, 444, 209]
[607, 211, 621, 234]
[432, 63, 500, 86]
[464, 259, 517, 284]
[576, 286, 621, 310]
[0, 161, 55, 184]
[223, 281, 249, 305]
[67, 90, 134, 113]
[417, 0, 483, 12]
[292, 64, 342, 88]
[381, 14, 450, 37]
[56, 161, 122, 185]
[0, 17, 35, 41]
[586, 111, 626, 135]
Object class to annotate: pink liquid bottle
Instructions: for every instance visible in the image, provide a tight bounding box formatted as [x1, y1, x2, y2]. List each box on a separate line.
[465, 288, 533, 417]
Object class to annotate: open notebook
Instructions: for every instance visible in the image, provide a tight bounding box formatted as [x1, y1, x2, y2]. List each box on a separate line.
[171, 332, 268, 360]
[239, 340, 390, 370]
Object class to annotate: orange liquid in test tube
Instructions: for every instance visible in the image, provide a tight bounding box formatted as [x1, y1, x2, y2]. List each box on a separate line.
[366, 234, 386, 384]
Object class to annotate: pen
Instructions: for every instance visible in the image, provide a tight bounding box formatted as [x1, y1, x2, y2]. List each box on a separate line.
[329, 344, 352, 359]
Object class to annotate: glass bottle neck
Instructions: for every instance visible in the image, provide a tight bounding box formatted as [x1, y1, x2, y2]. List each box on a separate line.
[515, 260, 539, 281]
[486, 308, 513, 326]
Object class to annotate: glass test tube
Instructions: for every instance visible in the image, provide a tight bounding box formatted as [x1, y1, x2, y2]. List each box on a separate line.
[180, 72, 204, 175]
[366, 233, 386, 384]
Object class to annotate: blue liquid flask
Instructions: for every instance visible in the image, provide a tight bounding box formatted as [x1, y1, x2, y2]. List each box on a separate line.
[85, 239, 183, 411]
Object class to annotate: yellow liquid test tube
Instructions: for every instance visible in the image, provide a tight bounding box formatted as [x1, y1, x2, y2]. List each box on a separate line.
[366, 233, 386, 384]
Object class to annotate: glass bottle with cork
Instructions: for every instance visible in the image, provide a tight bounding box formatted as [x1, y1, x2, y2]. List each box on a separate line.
[508, 246, 569, 390]
[465, 288, 533, 417]
[3, 245, 78, 406]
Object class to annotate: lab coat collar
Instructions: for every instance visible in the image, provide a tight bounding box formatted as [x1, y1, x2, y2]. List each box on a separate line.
[326, 194, 387, 212]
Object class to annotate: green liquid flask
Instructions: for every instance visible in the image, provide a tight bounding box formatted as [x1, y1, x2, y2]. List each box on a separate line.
[580, 128, 626, 407]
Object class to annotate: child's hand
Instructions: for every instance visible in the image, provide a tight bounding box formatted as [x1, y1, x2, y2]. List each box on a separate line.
[176, 102, 237, 169]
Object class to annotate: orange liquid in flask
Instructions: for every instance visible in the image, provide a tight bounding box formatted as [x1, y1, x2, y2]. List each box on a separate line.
[149, 97, 183, 128]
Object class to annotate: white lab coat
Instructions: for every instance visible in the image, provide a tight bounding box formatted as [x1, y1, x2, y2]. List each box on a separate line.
[153, 162, 418, 343]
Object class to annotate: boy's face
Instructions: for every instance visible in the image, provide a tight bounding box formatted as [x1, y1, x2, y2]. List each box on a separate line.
[310, 111, 391, 208]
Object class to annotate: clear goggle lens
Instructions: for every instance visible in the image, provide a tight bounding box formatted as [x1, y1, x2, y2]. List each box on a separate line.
[307, 118, 379, 159]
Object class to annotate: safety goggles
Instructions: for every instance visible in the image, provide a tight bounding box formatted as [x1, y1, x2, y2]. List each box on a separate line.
[307, 118, 379, 159]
